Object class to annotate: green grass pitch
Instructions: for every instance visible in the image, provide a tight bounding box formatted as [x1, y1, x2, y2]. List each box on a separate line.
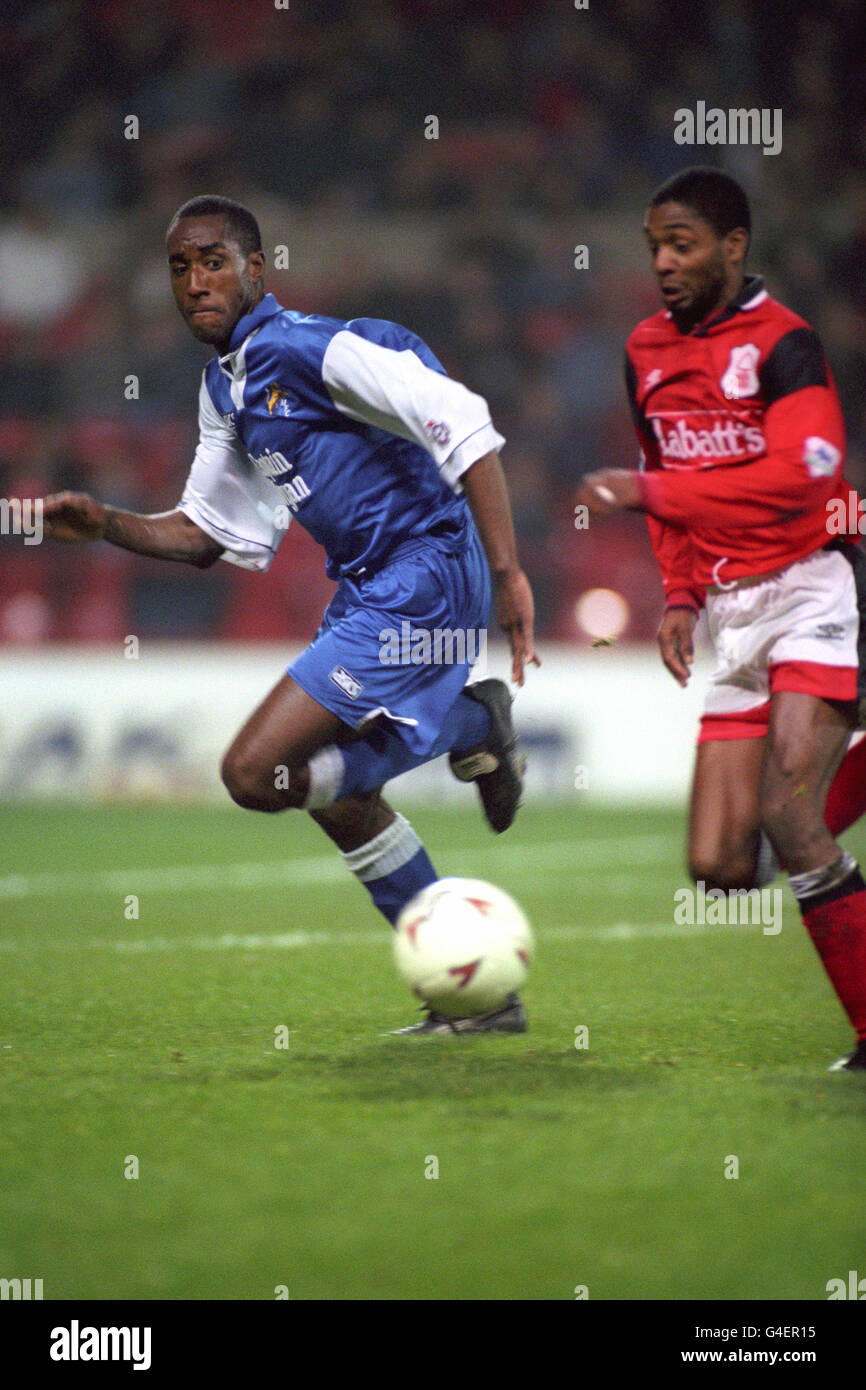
[0, 799, 864, 1301]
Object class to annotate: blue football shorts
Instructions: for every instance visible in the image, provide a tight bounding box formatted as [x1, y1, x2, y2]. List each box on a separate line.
[288, 521, 491, 758]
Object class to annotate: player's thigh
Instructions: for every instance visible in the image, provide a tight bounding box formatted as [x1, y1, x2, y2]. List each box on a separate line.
[222, 674, 350, 788]
[759, 691, 854, 854]
[688, 736, 766, 885]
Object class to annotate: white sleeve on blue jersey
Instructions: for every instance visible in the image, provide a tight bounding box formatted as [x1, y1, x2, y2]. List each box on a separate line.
[178, 375, 287, 572]
[320, 329, 505, 491]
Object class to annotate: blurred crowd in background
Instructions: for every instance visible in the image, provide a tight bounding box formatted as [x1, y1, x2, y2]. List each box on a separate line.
[1, 0, 865, 646]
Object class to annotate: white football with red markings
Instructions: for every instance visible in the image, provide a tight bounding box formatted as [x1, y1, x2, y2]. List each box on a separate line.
[393, 877, 534, 1018]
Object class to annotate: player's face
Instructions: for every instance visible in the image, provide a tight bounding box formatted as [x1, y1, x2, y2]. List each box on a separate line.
[167, 215, 265, 352]
[643, 202, 746, 331]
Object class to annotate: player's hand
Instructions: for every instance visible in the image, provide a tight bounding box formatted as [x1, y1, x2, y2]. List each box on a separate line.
[494, 567, 540, 687]
[42, 492, 108, 542]
[657, 606, 698, 687]
[575, 469, 643, 515]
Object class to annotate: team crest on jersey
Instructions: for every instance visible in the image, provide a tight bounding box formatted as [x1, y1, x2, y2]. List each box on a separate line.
[266, 383, 292, 417]
[720, 344, 761, 399]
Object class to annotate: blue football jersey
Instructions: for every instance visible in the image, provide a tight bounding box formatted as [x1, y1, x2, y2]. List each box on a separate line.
[179, 294, 505, 578]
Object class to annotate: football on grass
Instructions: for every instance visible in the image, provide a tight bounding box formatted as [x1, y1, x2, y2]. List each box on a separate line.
[393, 877, 534, 1017]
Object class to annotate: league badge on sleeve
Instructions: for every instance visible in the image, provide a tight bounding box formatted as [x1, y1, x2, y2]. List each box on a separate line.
[803, 435, 841, 478]
[720, 343, 760, 399]
[425, 419, 451, 447]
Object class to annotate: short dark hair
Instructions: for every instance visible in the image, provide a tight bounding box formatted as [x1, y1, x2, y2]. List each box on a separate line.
[166, 196, 262, 258]
[649, 167, 751, 243]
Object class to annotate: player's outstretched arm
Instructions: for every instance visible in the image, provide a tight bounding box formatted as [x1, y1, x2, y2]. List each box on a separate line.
[460, 451, 540, 687]
[42, 492, 223, 568]
[575, 469, 643, 514]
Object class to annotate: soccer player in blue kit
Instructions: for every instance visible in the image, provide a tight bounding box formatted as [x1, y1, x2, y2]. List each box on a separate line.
[42, 197, 539, 1034]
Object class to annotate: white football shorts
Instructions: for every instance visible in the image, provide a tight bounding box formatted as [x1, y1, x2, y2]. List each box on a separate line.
[699, 543, 863, 742]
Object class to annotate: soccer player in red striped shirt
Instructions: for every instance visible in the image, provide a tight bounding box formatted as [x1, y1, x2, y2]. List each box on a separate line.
[578, 166, 866, 1072]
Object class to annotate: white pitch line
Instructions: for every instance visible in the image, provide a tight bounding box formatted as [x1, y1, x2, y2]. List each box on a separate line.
[0, 834, 675, 901]
[0, 855, 339, 901]
[0, 921, 759, 954]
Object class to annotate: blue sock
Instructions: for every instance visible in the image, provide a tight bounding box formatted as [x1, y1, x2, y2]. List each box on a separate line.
[325, 691, 491, 801]
[341, 812, 437, 925]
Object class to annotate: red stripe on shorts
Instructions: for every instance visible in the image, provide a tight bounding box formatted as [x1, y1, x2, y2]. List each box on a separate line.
[769, 660, 857, 701]
[698, 702, 771, 743]
[699, 662, 858, 742]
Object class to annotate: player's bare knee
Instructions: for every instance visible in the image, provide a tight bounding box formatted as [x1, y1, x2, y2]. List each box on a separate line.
[221, 746, 252, 803]
[688, 847, 720, 886]
[221, 763, 274, 812]
[688, 847, 756, 891]
[221, 747, 305, 812]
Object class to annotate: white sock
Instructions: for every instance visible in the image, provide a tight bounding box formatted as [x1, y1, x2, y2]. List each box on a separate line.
[301, 746, 345, 809]
[340, 813, 424, 883]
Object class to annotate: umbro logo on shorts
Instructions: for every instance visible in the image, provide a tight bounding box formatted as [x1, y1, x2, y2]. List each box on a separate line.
[330, 665, 363, 699]
[814, 623, 846, 641]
